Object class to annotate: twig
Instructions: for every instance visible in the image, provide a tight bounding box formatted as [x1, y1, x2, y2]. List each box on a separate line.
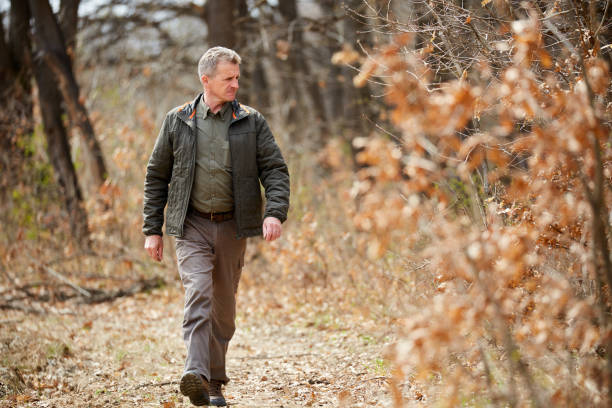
[133, 380, 177, 390]
[542, 19, 596, 108]
[545, 15, 612, 306]
[0, 303, 44, 315]
[80, 277, 164, 304]
[594, 0, 610, 38]
[468, 260, 525, 408]
[424, 1, 463, 78]
[43, 266, 91, 298]
[359, 376, 389, 383]
[467, 20, 493, 56]
[478, 340, 496, 399]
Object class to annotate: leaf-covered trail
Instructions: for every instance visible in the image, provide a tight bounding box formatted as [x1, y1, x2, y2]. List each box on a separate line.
[1, 284, 401, 407]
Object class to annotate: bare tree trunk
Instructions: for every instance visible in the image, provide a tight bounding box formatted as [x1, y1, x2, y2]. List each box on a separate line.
[250, 49, 271, 112]
[0, 15, 11, 84]
[233, 0, 254, 106]
[278, 0, 329, 142]
[319, 0, 375, 146]
[1, 1, 34, 193]
[8, 1, 32, 96]
[204, 0, 237, 47]
[25, 0, 90, 244]
[0, 11, 17, 189]
[58, 0, 80, 63]
[257, 0, 310, 144]
[258, 27, 288, 143]
[319, 0, 345, 136]
[204, 0, 258, 108]
[342, 0, 374, 139]
[32, 56, 90, 244]
[28, 0, 107, 189]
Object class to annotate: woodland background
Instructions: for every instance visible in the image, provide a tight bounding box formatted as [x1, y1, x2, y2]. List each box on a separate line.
[1, 0, 612, 406]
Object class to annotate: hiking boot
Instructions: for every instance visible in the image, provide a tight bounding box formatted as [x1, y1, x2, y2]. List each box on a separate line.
[180, 372, 210, 406]
[209, 379, 227, 407]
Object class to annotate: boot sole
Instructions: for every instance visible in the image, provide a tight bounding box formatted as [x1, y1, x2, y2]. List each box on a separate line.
[210, 395, 227, 406]
[180, 373, 210, 406]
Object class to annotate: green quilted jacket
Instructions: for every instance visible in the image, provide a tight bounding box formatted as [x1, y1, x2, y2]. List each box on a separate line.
[143, 93, 290, 238]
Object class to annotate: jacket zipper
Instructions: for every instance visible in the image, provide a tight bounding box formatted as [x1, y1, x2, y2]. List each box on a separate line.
[175, 100, 249, 236]
[176, 111, 197, 237]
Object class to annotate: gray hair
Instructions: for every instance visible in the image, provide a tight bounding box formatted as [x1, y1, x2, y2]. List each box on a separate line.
[198, 47, 241, 81]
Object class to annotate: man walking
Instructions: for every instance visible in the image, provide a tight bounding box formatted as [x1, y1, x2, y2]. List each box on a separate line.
[142, 47, 290, 406]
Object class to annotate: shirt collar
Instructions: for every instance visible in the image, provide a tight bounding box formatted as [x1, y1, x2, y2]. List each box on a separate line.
[198, 99, 232, 120]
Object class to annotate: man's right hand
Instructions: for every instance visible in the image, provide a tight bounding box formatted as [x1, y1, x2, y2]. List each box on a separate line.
[145, 235, 164, 262]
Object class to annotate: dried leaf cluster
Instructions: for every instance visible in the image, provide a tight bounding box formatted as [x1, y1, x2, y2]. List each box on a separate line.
[338, 8, 612, 407]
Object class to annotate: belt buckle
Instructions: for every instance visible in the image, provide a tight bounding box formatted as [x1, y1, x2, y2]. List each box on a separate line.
[210, 212, 214, 221]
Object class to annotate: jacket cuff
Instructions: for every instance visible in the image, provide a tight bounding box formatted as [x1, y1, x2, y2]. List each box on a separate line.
[143, 226, 163, 236]
[263, 210, 287, 224]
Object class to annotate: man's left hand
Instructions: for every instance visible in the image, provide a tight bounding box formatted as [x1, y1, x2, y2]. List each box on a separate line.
[262, 217, 282, 242]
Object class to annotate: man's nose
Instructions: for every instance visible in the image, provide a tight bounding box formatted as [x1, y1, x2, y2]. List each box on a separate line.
[231, 79, 239, 89]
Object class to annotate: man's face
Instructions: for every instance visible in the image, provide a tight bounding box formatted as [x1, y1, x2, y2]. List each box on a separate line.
[202, 61, 240, 103]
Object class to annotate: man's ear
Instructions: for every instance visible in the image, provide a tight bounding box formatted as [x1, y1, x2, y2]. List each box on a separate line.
[201, 75, 208, 87]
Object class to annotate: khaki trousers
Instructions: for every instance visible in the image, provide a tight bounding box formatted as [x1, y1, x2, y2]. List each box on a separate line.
[175, 211, 247, 383]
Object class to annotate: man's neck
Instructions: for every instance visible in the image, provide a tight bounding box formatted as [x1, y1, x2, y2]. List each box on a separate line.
[203, 93, 225, 114]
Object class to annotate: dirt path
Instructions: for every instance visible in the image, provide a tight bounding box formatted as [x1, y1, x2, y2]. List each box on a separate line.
[1, 284, 398, 407]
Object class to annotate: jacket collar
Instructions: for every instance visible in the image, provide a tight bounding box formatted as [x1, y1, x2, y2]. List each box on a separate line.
[176, 93, 250, 125]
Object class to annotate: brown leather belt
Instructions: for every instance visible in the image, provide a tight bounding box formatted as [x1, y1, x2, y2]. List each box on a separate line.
[189, 207, 234, 222]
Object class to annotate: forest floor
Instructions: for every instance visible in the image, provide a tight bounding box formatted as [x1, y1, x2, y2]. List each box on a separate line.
[0, 280, 412, 407]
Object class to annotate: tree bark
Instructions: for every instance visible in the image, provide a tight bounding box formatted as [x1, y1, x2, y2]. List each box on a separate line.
[8, 0, 33, 89]
[59, 0, 80, 63]
[29, 0, 108, 189]
[1, 1, 34, 193]
[25, 0, 90, 243]
[341, 0, 374, 140]
[320, 0, 375, 144]
[204, 0, 237, 48]
[319, 0, 344, 135]
[32, 55, 90, 244]
[250, 49, 271, 112]
[278, 0, 329, 142]
[233, 0, 253, 106]
[204, 0, 258, 107]
[0, 12, 16, 188]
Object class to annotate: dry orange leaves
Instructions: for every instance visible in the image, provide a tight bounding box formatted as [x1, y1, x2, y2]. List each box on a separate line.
[328, 9, 612, 408]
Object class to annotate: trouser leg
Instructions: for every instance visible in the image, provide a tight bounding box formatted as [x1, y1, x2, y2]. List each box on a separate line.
[209, 219, 246, 383]
[175, 214, 214, 381]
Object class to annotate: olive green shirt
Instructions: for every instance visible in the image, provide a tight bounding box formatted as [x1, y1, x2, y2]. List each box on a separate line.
[189, 100, 234, 213]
